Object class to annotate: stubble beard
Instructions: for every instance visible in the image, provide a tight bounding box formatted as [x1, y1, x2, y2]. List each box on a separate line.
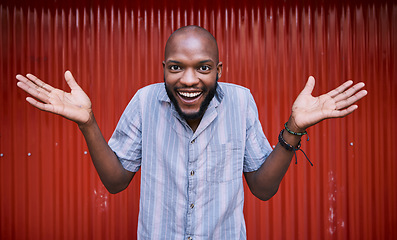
[165, 75, 218, 121]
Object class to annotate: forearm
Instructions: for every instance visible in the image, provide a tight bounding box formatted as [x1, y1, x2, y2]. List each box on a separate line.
[246, 121, 303, 201]
[78, 113, 134, 194]
[246, 77, 367, 201]
[16, 71, 135, 193]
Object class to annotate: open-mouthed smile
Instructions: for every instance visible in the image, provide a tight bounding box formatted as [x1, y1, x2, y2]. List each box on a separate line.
[176, 90, 204, 105]
[177, 91, 203, 98]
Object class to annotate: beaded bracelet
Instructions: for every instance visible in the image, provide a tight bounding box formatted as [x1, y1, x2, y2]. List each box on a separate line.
[284, 122, 307, 136]
[278, 129, 313, 166]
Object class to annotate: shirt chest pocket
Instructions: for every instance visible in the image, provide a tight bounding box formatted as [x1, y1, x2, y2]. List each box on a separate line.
[206, 142, 244, 183]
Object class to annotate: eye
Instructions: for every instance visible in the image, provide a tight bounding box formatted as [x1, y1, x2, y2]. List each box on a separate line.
[169, 65, 181, 71]
[198, 65, 211, 72]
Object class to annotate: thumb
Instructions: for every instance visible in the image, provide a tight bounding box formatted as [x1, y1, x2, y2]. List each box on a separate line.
[300, 76, 315, 95]
[64, 70, 81, 90]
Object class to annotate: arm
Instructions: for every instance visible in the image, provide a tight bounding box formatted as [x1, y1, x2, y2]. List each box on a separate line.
[16, 71, 134, 194]
[245, 76, 368, 201]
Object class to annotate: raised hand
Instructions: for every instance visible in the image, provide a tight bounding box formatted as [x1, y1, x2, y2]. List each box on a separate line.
[16, 71, 92, 126]
[289, 76, 368, 131]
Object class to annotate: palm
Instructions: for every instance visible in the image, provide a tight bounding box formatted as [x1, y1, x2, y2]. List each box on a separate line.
[16, 71, 92, 125]
[291, 76, 367, 130]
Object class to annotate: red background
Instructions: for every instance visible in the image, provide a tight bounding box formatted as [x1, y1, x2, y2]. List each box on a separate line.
[1, 0, 396, 239]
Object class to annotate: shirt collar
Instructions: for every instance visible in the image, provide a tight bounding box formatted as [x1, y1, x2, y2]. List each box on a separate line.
[157, 83, 170, 102]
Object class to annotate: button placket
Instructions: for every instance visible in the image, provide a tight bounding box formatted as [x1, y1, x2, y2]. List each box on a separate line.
[186, 136, 198, 237]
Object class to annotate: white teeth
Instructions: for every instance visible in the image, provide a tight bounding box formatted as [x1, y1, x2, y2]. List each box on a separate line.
[178, 91, 201, 98]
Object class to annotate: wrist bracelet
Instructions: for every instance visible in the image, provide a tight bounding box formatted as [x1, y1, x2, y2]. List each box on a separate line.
[284, 122, 307, 136]
[278, 129, 301, 151]
[278, 129, 313, 166]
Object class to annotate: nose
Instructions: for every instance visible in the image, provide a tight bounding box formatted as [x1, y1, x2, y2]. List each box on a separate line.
[180, 68, 199, 86]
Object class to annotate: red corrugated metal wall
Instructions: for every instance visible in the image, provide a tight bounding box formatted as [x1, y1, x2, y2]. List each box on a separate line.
[1, 0, 396, 239]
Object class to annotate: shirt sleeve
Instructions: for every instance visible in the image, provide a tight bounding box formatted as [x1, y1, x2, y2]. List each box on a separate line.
[243, 92, 272, 172]
[108, 91, 142, 172]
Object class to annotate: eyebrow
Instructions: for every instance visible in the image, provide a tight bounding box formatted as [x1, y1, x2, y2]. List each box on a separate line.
[198, 59, 214, 64]
[166, 60, 182, 64]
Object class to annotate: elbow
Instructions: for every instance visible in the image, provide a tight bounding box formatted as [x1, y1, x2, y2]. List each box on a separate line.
[107, 187, 124, 194]
[101, 170, 135, 194]
[106, 184, 128, 194]
[245, 171, 282, 202]
[103, 180, 130, 194]
[253, 186, 279, 201]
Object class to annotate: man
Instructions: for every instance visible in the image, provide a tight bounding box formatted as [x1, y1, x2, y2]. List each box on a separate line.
[16, 25, 367, 239]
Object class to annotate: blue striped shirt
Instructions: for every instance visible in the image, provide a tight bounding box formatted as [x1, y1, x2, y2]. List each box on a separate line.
[108, 82, 272, 239]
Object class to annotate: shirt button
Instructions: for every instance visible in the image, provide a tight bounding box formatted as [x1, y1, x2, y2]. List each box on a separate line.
[190, 170, 195, 176]
[190, 203, 194, 209]
[187, 237, 192, 240]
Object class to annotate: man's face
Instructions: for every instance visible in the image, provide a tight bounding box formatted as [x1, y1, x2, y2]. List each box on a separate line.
[163, 33, 222, 121]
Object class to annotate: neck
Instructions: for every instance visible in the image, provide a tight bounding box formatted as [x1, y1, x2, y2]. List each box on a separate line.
[186, 118, 201, 132]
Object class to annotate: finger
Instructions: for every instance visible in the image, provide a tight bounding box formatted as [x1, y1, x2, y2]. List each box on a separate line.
[16, 74, 41, 90]
[16, 74, 28, 82]
[329, 105, 359, 118]
[64, 70, 82, 91]
[300, 76, 315, 95]
[26, 96, 56, 113]
[327, 80, 353, 98]
[335, 89, 368, 110]
[16, 79, 51, 103]
[333, 82, 365, 103]
[25, 73, 55, 92]
[16, 74, 54, 97]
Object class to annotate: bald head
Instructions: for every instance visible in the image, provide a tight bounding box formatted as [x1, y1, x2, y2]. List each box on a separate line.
[164, 25, 219, 63]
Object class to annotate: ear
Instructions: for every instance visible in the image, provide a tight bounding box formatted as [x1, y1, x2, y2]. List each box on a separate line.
[217, 62, 223, 79]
